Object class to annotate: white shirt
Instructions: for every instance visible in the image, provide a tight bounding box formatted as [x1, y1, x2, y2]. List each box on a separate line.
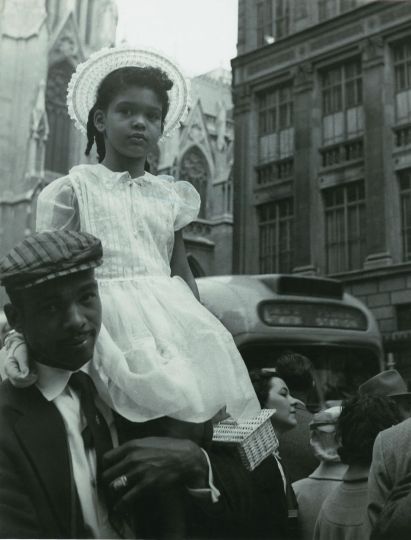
[35, 362, 120, 539]
[35, 362, 220, 539]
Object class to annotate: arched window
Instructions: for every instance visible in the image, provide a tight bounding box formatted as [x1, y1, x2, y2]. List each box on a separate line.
[45, 61, 74, 174]
[180, 147, 209, 219]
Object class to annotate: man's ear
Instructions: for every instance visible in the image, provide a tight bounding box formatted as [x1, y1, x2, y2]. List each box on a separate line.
[4, 303, 23, 333]
[93, 109, 106, 134]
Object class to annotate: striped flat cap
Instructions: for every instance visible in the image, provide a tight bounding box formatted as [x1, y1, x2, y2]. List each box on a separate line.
[0, 230, 103, 290]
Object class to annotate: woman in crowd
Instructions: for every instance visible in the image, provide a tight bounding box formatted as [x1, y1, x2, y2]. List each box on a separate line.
[250, 369, 302, 539]
[293, 406, 347, 540]
[313, 394, 402, 540]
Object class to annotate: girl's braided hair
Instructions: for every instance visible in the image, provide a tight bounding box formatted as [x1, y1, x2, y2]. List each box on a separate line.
[85, 66, 173, 163]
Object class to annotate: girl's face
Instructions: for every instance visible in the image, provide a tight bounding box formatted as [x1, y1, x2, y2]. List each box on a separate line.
[95, 85, 163, 163]
[265, 376, 298, 433]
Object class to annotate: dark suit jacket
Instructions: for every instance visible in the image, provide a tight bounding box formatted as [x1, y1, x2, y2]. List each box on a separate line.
[0, 379, 290, 539]
[0, 380, 87, 539]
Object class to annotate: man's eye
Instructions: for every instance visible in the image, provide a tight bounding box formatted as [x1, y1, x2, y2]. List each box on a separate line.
[120, 107, 132, 116]
[81, 293, 97, 304]
[41, 304, 58, 314]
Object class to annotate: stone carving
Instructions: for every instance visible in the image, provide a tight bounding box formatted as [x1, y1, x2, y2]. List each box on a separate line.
[361, 35, 384, 62]
[49, 15, 82, 66]
[215, 101, 227, 152]
[2, 0, 46, 39]
[27, 80, 49, 178]
[189, 122, 205, 144]
[293, 62, 313, 87]
[180, 147, 208, 218]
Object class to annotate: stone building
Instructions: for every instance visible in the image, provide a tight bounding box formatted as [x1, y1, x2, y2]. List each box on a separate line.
[157, 68, 234, 276]
[0, 0, 117, 258]
[232, 0, 411, 378]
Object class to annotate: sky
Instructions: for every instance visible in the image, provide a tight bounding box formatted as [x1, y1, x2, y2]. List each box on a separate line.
[116, 0, 238, 77]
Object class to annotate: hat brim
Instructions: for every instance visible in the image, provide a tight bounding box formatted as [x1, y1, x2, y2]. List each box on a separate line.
[67, 46, 190, 137]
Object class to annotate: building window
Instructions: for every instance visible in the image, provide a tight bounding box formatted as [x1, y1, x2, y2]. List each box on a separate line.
[319, 0, 357, 21]
[321, 58, 363, 146]
[393, 39, 411, 124]
[45, 61, 74, 175]
[180, 147, 208, 219]
[324, 181, 366, 273]
[257, 0, 289, 47]
[397, 303, 411, 331]
[258, 199, 294, 273]
[399, 169, 411, 260]
[339, 0, 358, 13]
[257, 84, 294, 177]
[318, 0, 337, 21]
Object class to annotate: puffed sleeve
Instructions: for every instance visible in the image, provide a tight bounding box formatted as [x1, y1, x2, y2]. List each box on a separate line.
[172, 180, 201, 231]
[36, 176, 80, 231]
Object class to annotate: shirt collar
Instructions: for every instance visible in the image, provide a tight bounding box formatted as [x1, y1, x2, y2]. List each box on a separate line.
[35, 361, 91, 402]
[309, 461, 348, 480]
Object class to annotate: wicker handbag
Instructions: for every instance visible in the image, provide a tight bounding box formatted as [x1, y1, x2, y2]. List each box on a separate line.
[212, 409, 278, 471]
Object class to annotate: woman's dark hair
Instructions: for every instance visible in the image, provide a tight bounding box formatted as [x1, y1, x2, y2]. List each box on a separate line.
[337, 394, 402, 466]
[249, 369, 282, 408]
[85, 66, 173, 163]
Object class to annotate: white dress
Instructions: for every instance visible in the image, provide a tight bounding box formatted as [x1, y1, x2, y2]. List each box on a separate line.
[36, 164, 260, 423]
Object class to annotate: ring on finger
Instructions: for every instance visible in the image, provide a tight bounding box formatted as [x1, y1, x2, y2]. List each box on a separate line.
[111, 474, 128, 491]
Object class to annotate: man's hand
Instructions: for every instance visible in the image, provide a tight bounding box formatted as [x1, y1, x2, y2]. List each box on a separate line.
[102, 437, 208, 509]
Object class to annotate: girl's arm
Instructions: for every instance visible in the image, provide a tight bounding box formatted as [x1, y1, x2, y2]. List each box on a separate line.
[170, 230, 200, 301]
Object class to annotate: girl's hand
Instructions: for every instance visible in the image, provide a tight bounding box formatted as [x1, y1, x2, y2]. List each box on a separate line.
[4, 332, 37, 387]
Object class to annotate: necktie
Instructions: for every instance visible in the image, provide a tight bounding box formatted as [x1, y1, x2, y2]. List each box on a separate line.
[69, 371, 113, 479]
[69, 372, 125, 536]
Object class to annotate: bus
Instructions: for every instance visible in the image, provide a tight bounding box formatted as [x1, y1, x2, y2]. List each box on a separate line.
[197, 274, 384, 408]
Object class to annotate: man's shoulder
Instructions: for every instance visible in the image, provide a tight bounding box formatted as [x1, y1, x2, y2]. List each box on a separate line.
[378, 418, 411, 448]
[0, 380, 38, 422]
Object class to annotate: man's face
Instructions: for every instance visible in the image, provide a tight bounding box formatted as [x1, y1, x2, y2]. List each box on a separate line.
[7, 270, 102, 371]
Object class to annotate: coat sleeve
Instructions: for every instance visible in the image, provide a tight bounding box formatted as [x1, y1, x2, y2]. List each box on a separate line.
[0, 437, 41, 538]
[370, 471, 411, 539]
[366, 432, 393, 536]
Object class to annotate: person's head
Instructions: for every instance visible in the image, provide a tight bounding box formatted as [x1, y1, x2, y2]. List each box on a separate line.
[309, 406, 341, 463]
[0, 231, 103, 371]
[85, 66, 173, 163]
[249, 369, 299, 433]
[275, 351, 314, 402]
[337, 394, 402, 467]
[359, 369, 411, 420]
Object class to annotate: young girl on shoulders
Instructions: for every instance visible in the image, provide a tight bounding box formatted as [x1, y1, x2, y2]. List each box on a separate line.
[6, 47, 259, 432]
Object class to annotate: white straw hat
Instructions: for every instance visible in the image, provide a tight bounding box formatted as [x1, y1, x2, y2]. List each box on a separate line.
[67, 46, 190, 137]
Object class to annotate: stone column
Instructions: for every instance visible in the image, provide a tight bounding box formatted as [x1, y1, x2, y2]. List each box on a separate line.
[292, 62, 317, 274]
[362, 36, 393, 269]
[232, 83, 255, 273]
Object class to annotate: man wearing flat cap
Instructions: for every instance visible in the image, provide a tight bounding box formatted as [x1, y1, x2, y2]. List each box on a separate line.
[0, 230, 217, 539]
[0, 230, 286, 540]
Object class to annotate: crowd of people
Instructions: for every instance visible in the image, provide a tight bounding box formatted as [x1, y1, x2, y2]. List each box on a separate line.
[1, 43, 411, 540]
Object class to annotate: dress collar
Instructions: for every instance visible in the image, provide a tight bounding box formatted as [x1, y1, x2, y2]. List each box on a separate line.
[35, 361, 91, 402]
[93, 163, 150, 190]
